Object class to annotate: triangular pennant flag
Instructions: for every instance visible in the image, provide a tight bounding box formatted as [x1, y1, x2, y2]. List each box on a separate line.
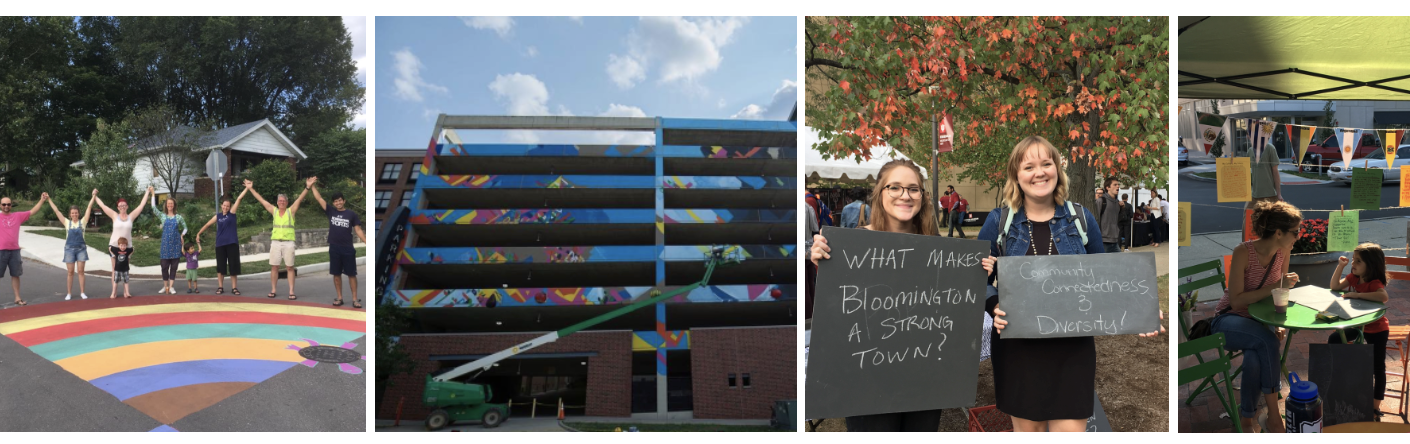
[1377, 129, 1398, 167]
[1287, 124, 1316, 168]
[1196, 112, 1228, 155]
[1337, 128, 1361, 166]
[1248, 119, 1277, 159]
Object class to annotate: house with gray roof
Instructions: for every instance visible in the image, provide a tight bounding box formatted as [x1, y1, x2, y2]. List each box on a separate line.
[72, 119, 307, 198]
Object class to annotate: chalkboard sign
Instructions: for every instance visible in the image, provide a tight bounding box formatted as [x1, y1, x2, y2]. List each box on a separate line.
[995, 252, 1160, 339]
[1087, 392, 1112, 432]
[1309, 343, 1376, 426]
[805, 227, 989, 419]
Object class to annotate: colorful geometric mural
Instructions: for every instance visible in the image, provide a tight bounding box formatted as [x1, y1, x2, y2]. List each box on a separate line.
[408, 208, 655, 225]
[632, 331, 689, 352]
[660, 209, 794, 224]
[0, 296, 365, 426]
[438, 144, 655, 158]
[386, 284, 795, 308]
[662, 176, 795, 190]
[421, 174, 656, 189]
[397, 244, 795, 265]
[405, 208, 795, 225]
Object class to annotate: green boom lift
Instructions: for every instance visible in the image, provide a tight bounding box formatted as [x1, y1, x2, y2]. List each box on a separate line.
[421, 247, 739, 430]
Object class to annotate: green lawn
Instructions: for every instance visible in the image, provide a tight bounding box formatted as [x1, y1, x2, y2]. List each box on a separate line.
[32, 215, 343, 268]
[562, 422, 784, 432]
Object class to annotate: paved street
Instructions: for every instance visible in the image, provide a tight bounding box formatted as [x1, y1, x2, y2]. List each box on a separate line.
[0, 260, 366, 432]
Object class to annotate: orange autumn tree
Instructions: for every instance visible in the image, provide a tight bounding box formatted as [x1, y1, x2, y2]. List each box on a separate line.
[805, 16, 1169, 210]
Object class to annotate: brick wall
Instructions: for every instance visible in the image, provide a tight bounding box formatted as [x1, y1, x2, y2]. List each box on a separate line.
[377, 330, 632, 420]
[689, 326, 797, 419]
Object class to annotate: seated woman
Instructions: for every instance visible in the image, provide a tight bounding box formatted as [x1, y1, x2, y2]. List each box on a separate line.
[1210, 200, 1302, 432]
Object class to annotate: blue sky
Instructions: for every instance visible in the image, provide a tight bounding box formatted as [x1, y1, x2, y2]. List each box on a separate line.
[375, 16, 797, 148]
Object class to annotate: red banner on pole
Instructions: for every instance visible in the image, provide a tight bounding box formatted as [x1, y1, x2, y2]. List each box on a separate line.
[935, 113, 954, 154]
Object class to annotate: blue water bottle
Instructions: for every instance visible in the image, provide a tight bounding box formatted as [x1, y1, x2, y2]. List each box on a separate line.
[1284, 372, 1322, 433]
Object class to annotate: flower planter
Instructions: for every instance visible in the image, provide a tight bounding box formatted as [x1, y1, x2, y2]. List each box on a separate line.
[1289, 251, 1343, 265]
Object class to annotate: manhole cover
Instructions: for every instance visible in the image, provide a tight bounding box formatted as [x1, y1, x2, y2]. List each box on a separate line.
[298, 345, 362, 364]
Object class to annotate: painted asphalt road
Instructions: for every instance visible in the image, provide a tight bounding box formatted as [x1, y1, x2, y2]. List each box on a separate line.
[0, 260, 366, 432]
[1181, 175, 1410, 234]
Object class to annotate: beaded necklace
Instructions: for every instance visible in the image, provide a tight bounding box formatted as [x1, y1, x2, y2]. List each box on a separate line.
[1026, 219, 1056, 255]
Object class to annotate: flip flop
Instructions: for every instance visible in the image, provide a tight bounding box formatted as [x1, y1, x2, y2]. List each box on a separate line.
[288, 294, 297, 300]
[353, 299, 363, 309]
[267, 292, 277, 298]
[14, 300, 26, 306]
[333, 299, 344, 307]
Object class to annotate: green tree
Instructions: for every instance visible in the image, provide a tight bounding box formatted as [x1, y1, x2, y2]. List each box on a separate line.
[111, 17, 364, 148]
[69, 118, 141, 216]
[375, 301, 417, 411]
[0, 17, 82, 192]
[302, 126, 367, 185]
[806, 17, 1170, 210]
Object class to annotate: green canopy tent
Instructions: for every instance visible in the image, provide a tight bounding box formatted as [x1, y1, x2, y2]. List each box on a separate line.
[1179, 17, 1410, 101]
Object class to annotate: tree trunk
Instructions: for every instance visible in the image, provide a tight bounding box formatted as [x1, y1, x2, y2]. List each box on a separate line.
[1067, 155, 1096, 212]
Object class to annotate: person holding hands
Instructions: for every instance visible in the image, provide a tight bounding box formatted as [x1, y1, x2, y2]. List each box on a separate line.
[0, 193, 49, 305]
[246, 178, 310, 299]
[196, 180, 251, 295]
[47, 190, 97, 300]
[307, 176, 367, 308]
[95, 186, 153, 297]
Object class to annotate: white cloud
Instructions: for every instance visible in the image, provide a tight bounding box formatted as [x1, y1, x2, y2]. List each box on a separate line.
[717, 98, 727, 109]
[731, 104, 765, 120]
[352, 110, 367, 129]
[422, 108, 441, 121]
[594, 104, 653, 145]
[606, 53, 646, 89]
[461, 16, 514, 38]
[524, 46, 538, 57]
[732, 79, 796, 120]
[488, 73, 550, 116]
[392, 48, 448, 102]
[606, 17, 748, 90]
[343, 17, 367, 128]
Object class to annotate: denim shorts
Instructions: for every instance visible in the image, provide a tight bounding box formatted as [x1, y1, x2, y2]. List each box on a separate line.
[63, 247, 89, 263]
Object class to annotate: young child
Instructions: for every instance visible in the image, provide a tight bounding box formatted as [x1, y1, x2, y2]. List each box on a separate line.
[1328, 242, 1391, 406]
[185, 243, 201, 293]
[111, 237, 134, 299]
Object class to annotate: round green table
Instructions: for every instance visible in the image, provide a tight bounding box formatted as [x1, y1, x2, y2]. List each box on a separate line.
[1247, 293, 1387, 381]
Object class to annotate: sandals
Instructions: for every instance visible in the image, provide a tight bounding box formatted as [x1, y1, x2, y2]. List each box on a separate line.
[353, 299, 363, 309]
[288, 294, 297, 300]
[232, 288, 241, 295]
[216, 287, 224, 295]
[13, 300, 26, 306]
[333, 299, 344, 307]
[267, 292, 277, 298]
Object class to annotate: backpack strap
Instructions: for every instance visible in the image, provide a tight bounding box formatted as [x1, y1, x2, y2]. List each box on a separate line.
[996, 206, 1016, 252]
[1067, 201, 1089, 246]
[998, 202, 1089, 252]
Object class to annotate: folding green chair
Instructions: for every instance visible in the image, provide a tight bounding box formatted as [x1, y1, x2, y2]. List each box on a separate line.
[1177, 258, 1244, 406]
[1179, 333, 1242, 433]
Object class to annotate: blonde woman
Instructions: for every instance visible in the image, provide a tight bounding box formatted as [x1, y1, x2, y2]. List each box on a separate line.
[977, 136, 1163, 432]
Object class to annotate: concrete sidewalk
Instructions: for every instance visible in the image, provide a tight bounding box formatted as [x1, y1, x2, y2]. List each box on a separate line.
[15, 226, 365, 278]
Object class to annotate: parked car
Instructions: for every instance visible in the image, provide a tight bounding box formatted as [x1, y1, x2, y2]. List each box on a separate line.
[1327, 145, 1410, 185]
[1302, 132, 1383, 172]
[1177, 139, 1188, 167]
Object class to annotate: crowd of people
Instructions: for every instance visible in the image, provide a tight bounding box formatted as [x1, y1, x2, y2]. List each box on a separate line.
[3, 177, 365, 308]
[806, 136, 1164, 432]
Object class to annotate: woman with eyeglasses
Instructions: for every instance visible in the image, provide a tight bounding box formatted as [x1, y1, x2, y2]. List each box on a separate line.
[95, 186, 153, 298]
[976, 136, 1164, 432]
[808, 158, 940, 431]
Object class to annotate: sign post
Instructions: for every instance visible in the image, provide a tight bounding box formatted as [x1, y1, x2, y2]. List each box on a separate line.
[205, 150, 228, 207]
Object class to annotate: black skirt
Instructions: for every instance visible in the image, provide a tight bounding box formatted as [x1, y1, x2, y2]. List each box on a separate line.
[985, 219, 1095, 421]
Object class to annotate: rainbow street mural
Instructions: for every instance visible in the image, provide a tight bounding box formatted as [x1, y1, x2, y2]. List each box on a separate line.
[0, 296, 365, 428]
